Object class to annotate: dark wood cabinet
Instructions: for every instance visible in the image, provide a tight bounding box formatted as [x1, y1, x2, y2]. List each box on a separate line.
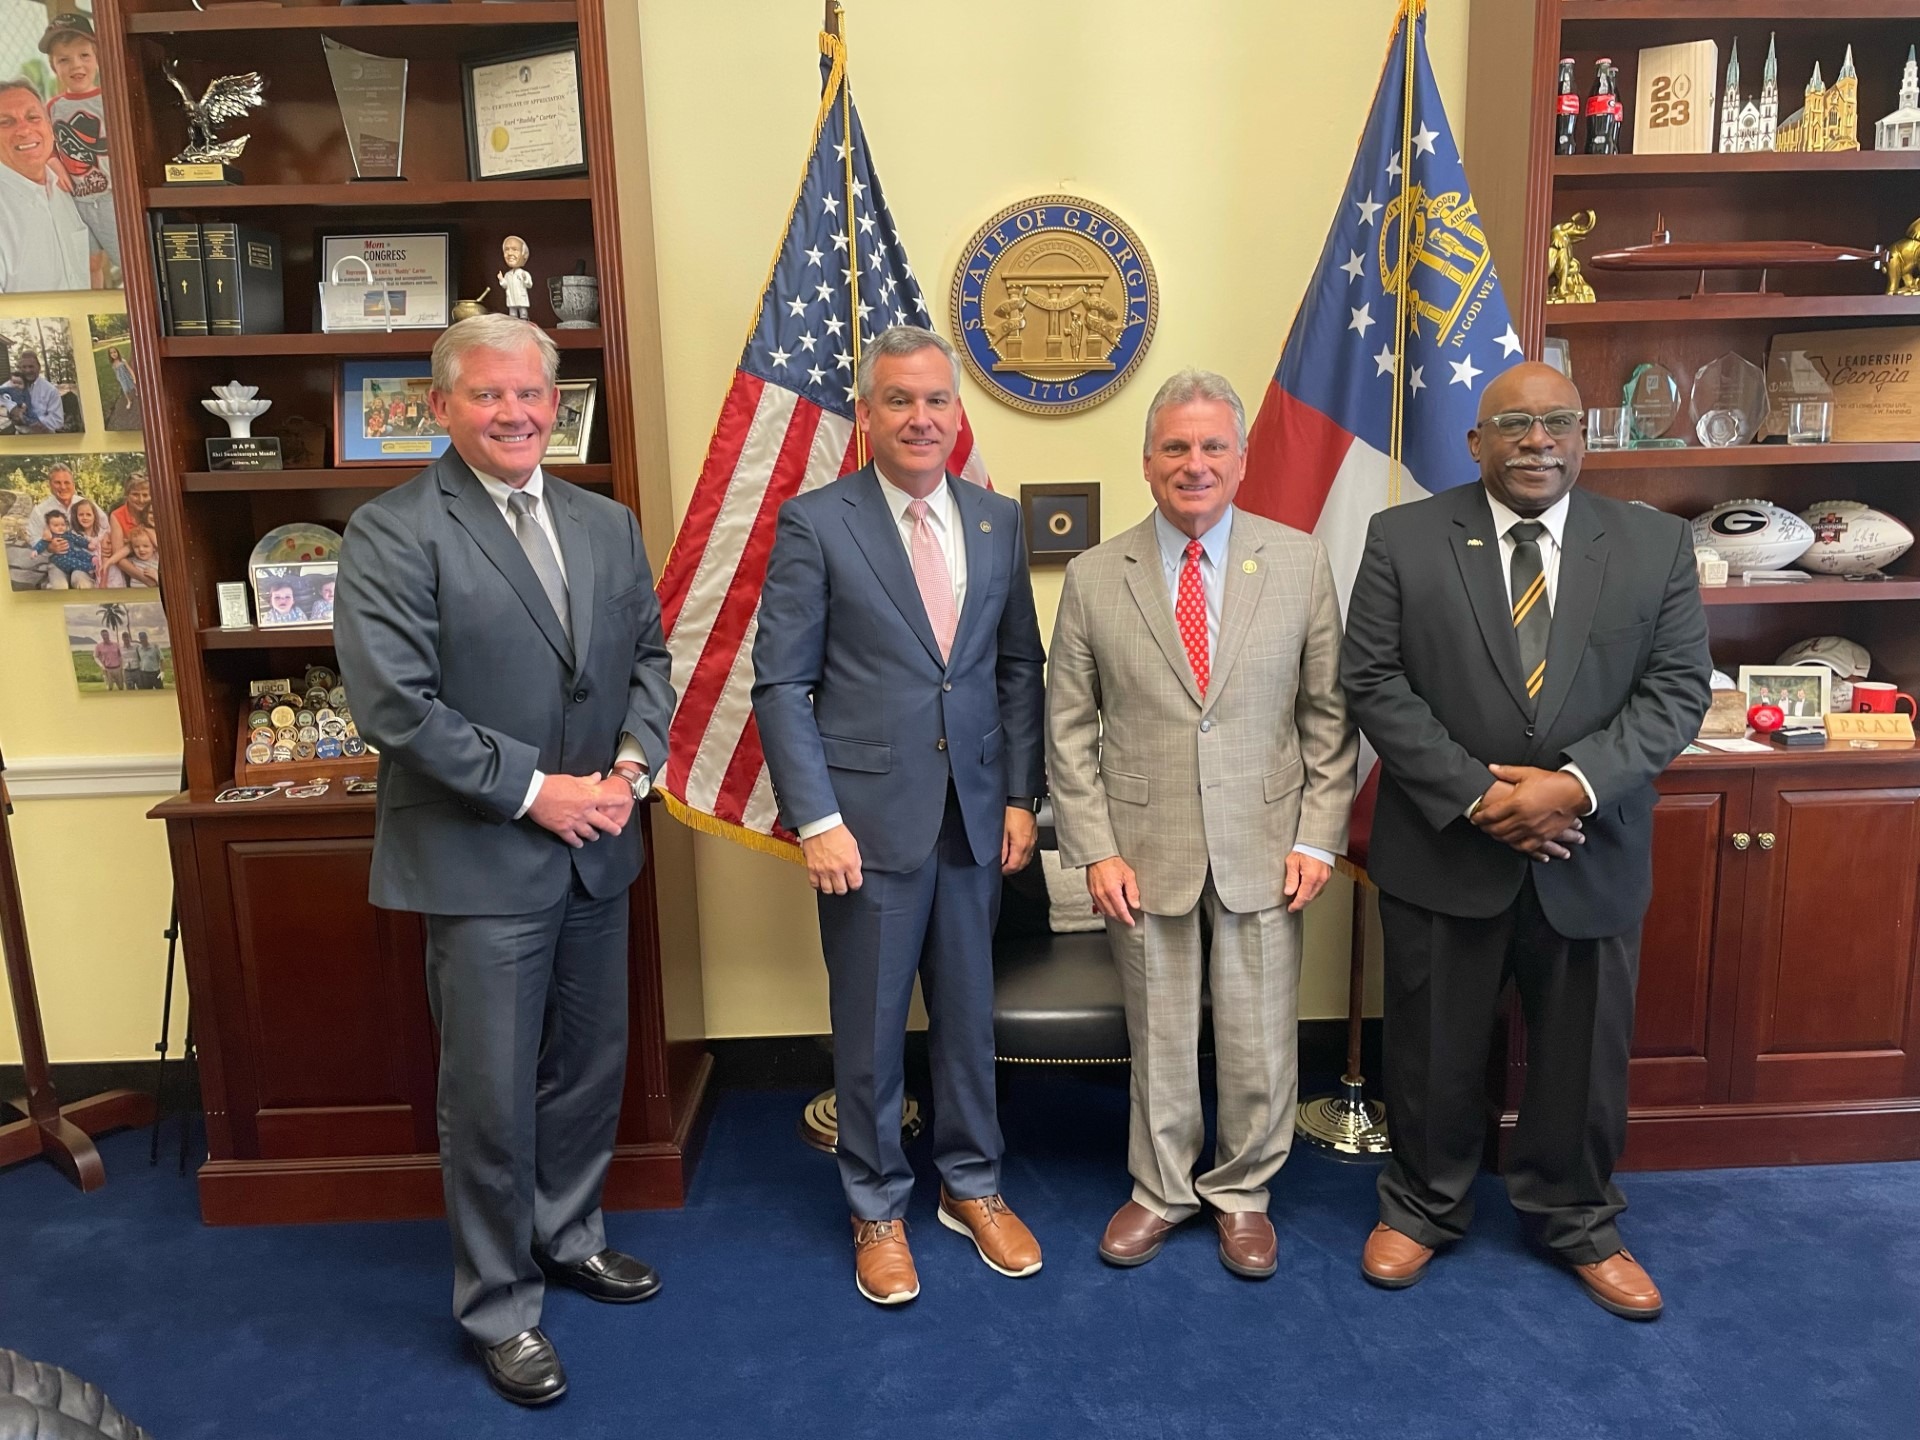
[103, 0, 711, 1223]
[1504, 753, 1920, 1168]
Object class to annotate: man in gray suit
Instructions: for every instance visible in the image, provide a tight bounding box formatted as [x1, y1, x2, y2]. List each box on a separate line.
[753, 326, 1047, 1305]
[1048, 370, 1356, 1278]
[335, 315, 675, 1405]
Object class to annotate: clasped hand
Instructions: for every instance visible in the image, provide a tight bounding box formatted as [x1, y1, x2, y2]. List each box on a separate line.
[528, 772, 634, 849]
[1473, 763, 1588, 862]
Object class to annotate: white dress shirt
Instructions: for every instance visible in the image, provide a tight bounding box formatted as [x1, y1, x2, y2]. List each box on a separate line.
[0, 164, 90, 294]
[1152, 505, 1334, 871]
[1479, 487, 1596, 816]
[18, 374, 63, 431]
[472, 466, 648, 819]
[798, 471, 970, 840]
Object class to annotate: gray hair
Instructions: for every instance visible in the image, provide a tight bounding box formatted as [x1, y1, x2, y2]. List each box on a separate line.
[855, 324, 961, 402]
[1142, 369, 1247, 454]
[431, 314, 559, 393]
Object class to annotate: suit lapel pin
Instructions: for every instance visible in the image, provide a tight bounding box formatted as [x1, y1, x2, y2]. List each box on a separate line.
[1467, 538, 1485, 547]
[1242, 559, 1258, 573]
[979, 520, 992, 532]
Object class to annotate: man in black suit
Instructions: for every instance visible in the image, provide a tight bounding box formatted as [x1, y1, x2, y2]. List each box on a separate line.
[336, 316, 676, 1404]
[1340, 361, 1710, 1319]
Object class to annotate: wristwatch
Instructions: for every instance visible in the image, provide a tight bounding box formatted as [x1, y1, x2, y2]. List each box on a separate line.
[616, 765, 652, 802]
[1008, 795, 1040, 813]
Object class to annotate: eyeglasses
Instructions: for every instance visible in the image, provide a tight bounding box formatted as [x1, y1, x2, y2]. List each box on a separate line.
[1481, 409, 1583, 440]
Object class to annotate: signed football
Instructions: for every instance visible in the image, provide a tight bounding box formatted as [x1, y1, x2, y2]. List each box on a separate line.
[1689, 499, 1814, 575]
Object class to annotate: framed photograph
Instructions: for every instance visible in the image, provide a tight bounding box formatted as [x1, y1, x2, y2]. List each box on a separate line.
[65, 599, 171, 694]
[317, 232, 452, 333]
[252, 562, 336, 630]
[0, 10, 123, 294]
[1739, 665, 1832, 726]
[0, 316, 83, 433]
[88, 313, 141, 431]
[464, 41, 587, 181]
[1019, 482, 1101, 566]
[2, 451, 156, 592]
[335, 359, 448, 465]
[544, 379, 597, 463]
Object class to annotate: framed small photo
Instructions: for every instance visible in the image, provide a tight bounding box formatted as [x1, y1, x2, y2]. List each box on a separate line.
[252, 562, 337, 629]
[544, 379, 597, 463]
[1738, 664, 1832, 726]
[1019, 482, 1101, 566]
[335, 359, 448, 466]
[463, 41, 588, 182]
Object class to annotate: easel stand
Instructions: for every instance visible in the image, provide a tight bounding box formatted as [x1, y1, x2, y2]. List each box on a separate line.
[0, 762, 154, 1188]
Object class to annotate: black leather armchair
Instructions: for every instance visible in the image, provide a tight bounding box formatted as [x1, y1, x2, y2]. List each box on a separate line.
[990, 809, 1210, 1065]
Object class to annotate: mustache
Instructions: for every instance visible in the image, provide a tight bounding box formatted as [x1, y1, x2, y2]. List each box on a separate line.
[1505, 455, 1565, 471]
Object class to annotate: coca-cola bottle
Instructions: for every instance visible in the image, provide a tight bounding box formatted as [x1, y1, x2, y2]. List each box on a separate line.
[1585, 58, 1615, 154]
[1554, 58, 1579, 155]
[1605, 61, 1625, 154]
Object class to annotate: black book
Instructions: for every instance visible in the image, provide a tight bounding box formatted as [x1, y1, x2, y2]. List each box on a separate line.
[200, 223, 284, 336]
[157, 222, 208, 336]
[149, 214, 173, 334]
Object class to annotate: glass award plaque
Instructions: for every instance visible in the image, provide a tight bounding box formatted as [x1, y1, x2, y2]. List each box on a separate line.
[1624, 363, 1685, 447]
[1766, 348, 1833, 439]
[1691, 353, 1769, 448]
[323, 37, 407, 181]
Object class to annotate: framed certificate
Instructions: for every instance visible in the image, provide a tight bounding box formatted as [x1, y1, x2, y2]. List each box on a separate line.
[334, 359, 451, 466]
[463, 42, 588, 181]
[317, 231, 452, 333]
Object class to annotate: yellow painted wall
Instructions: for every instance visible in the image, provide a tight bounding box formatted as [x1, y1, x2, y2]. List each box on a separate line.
[0, 283, 183, 1065]
[8, 1, 1466, 1059]
[636, 0, 1464, 1034]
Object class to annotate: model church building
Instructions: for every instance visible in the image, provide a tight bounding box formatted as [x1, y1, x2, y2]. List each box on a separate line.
[1775, 45, 1860, 153]
[1878, 46, 1920, 151]
[1719, 35, 1778, 152]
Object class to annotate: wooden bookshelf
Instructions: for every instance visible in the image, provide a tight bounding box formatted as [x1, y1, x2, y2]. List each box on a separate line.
[100, 0, 708, 1224]
[1466, 0, 1920, 1169]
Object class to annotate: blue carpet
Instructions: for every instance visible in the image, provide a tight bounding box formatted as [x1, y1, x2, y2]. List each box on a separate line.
[2, 1074, 1915, 1439]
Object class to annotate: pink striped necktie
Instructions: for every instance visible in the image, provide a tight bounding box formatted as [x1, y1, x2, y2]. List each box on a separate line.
[906, 497, 958, 663]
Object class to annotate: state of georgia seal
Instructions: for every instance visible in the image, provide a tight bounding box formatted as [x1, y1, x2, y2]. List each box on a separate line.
[950, 194, 1158, 416]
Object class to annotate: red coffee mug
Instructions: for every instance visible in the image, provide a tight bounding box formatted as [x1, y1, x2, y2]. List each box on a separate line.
[1853, 682, 1918, 717]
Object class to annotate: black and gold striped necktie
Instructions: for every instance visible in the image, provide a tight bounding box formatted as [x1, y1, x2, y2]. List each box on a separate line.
[1508, 520, 1550, 708]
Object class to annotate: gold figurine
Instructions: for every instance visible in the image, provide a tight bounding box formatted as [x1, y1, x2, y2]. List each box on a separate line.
[1546, 211, 1598, 305]
[1886, 219, 1920, 296]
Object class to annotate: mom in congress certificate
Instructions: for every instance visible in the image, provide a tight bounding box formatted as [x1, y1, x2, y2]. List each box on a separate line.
[463, 43, 588, 181]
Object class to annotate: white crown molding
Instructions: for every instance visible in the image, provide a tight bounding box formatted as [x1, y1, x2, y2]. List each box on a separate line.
[4, 754, 183, 800]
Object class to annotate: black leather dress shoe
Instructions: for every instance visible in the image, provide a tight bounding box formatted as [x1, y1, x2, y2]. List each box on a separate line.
[539, 1247, 662, 1304]
[476, 1327, 567, 1407]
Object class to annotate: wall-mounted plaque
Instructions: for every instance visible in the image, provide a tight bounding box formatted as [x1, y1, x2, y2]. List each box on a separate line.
[463, 42, 587, 181]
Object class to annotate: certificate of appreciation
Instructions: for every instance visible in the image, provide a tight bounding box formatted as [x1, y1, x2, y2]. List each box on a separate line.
[464, 45, 587, 181]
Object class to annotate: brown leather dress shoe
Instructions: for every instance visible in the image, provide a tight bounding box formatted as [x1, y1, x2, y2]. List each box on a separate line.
[938, 1190, 1043, 1277]
[1214, 1211, 1277, 1279]
[1099, 1200, 1183, 1267]
[852, 1217, 919, 1306]
[1361, 1222, 1434, 1289]
[1571, 1248, 1663, 1321]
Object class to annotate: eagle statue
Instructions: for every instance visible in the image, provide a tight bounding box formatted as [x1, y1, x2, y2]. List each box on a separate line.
[163, 62, 267, 167]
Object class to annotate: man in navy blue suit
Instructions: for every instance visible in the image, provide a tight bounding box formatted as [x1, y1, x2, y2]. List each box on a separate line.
[753, 325, 1047, 1305]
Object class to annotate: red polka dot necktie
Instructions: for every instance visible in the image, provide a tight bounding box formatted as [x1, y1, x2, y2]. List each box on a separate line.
[1177, 538, 1209, 697]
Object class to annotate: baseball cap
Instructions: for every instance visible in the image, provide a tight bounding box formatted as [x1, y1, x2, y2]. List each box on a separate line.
[38, 13, 94, 54]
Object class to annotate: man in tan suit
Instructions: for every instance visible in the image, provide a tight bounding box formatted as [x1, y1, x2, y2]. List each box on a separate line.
[1048, 369, 1356, 1278]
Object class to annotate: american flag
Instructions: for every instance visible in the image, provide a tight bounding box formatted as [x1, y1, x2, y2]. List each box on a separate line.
[656, 25, 987, 854]
[1238, 0, 1520, 866]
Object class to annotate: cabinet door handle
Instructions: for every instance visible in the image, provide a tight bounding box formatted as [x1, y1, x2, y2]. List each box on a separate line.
[1758, 832, 1776, 850]
[1732, 832, 1751, 850]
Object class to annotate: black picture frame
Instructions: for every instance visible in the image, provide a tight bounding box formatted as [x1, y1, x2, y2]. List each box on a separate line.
[1020, 482, 1101, 566]
[462, 40, 589, 183]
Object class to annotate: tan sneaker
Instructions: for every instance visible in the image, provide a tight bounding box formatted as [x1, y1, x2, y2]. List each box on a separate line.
[852, 1217, 919, 1305]
[1571, 1248, 1663, 1321]
[937, 1189, 1043, 1277]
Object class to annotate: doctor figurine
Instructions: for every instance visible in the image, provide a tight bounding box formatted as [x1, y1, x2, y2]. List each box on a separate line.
[497, 236, 534, 320]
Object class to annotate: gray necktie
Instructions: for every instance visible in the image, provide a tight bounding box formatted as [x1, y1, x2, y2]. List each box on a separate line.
[506, 489, 572, 642]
